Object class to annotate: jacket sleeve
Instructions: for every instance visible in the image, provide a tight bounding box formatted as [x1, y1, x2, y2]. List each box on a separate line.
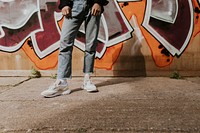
[58, 0, 73, 10]
[94, 0, 109, 6]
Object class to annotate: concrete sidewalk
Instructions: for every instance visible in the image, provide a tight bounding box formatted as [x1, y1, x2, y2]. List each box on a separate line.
[0, 77, 200, 133]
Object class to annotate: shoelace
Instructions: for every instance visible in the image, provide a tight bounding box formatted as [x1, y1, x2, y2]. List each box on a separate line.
[85, 79, 93, 86]
[49, 81, 61, 90]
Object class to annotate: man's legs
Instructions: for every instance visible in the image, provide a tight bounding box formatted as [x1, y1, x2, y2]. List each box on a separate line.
[82, 12, 101, 92]
[58, 17, 84, 79]
[84, 13, 101, 73]
[41, 16, 84, 97]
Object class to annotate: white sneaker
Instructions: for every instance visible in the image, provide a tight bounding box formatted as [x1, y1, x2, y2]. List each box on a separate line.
[41, 80, 71, 98]
[82, 80, 98, 92]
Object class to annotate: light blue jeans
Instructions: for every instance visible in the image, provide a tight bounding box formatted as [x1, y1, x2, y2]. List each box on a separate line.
[57, 0, 101, 79]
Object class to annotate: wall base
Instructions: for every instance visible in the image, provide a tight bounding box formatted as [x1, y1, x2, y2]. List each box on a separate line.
[0, 70, 199, 77]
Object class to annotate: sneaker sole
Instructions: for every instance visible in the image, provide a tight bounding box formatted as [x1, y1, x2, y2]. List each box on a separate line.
[62, 89, 71, 95]
[81, 85, 98, 92]
[42, 92, 62, 98]
[42, 89, 71, 98]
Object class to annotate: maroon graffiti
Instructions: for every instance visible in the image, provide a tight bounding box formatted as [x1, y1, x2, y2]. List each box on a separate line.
[149, 0, 192, 51]
[35, 2, 60, 52]
[0, 0, 133, 59]
[0, 13, 40, 49]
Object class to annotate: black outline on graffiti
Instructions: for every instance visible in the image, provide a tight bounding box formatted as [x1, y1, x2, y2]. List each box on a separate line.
[141, 0, 194, 57]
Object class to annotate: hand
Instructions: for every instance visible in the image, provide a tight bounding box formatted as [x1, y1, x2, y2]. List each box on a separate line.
[91, 3, 102, 16]
[62, 6, 72, 18]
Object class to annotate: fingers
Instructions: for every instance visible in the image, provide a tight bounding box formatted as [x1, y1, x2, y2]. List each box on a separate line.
[62, 6, 72, 18]
[91, 9, 101, 16]
[91, 3, 101, 16]
[63, 11, 72, 18]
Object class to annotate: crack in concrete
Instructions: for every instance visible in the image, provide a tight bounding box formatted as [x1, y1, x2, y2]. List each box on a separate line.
[0, 78, 31, 95]
[12, 77, 32, 87]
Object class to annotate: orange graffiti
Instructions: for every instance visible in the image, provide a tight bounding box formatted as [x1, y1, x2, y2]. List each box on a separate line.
[193, 0, 200, 37]
[121, 1, 174, 67]
[22, 39, 58, 70]
[94, 43, 123, 70]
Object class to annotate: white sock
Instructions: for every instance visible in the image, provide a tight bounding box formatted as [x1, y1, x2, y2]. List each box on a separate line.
[84, 73, 90, 82]
[57, 79, 67, 84]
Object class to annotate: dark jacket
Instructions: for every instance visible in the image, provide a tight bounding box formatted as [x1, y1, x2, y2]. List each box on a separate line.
[58, 0, 109, 10]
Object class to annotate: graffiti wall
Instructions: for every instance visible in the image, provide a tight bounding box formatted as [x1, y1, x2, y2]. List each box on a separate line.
[0, 0, 200, 76]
